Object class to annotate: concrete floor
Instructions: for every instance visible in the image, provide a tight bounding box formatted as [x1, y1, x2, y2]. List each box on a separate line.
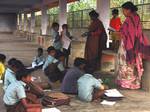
[0, 33, 150, 112]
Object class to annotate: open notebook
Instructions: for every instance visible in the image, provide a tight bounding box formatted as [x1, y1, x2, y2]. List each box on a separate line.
[42, 108, 61, 112]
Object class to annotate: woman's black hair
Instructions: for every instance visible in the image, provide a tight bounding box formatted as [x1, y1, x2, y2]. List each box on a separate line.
[62, 24, 68, 29]
[74, 58, 86, 67]
[122, 1, 138, 12]
[16, 68, 32, 81]
[89, 10, 99, 18]
[112, 9, 119, 15]
[0, 54, 6, 63]
[51, 22, 59, 28]
[47, 46, 55, 53]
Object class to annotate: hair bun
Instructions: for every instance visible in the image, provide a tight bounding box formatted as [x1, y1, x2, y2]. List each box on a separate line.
[134, 5, 138, 11]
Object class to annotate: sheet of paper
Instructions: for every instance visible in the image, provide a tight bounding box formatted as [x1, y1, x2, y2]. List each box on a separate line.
[0, 80, 3, 83]
[42, 108, 61, 112]
[104, 89, 124, 97]
[26, 66, 34, 69]
[62, 35, 71, 50]
[101, 100, 116, 106]
[43, 89, 51, 92]
[32, 62, 37, 68]
[37, 61, 44, 66]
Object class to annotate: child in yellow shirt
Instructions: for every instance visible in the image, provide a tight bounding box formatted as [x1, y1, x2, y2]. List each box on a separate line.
[0, 54, 6, 80]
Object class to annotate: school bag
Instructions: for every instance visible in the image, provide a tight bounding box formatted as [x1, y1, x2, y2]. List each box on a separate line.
[26, 82, 45, 98]
[41, 92, 70, 107]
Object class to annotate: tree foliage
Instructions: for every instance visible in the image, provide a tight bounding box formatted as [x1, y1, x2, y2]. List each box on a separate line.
[68, 0, 96, 11]
[47, 0, 96, 14]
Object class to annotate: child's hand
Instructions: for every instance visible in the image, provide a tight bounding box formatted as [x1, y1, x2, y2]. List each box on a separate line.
[100, 85, 105, 90]
[100, 85, 109, 90]
[103, 85, 109, 90]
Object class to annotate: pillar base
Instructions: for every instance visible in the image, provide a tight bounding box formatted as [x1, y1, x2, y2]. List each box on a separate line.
[37, 35, 51, 48]
[142, 60, 150, 92]
[101, 50, 116, 72]
[26, 32, 36, 42]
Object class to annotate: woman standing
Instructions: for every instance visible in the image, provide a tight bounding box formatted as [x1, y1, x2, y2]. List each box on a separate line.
[116, 2, 150, 89]
[110, 9, 122, 31]
[84, 10, 107, 70]
[110, 9, 122, 52]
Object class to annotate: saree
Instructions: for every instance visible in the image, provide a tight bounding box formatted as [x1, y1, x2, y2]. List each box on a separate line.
[116, 13, 150, 89]
[85, 19, 107, 70]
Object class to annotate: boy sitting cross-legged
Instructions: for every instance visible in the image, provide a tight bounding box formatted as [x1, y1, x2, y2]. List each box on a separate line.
[32, 47, 45, 69]
[61, 58, 86, 94]
[77, 65, 107, 102]
[3, 68, 42, 112]
[3, 58, 25, 91]
[43, 46, 65, 83]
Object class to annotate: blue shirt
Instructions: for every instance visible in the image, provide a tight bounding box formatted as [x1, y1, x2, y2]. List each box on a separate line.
[3, 68, 16, 91]
[77, 74, 102, 102]
[3, 81, 26, 105]
[42, 55, 64, 71]
[61, 67, 84, 94]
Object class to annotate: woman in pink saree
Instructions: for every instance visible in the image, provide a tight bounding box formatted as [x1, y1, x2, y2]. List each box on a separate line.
[116, 2, 150, 89]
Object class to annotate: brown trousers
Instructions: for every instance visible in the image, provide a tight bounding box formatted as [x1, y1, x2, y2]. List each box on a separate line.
[5, 102, 24, 112]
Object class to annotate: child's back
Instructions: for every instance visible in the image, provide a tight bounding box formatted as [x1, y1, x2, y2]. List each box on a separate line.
[3, 80, 26, 105]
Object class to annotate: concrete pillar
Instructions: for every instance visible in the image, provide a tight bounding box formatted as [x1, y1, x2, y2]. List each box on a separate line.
[96, 0, 110, 47]
[24, 13, 28, 31]
[30, 12, 35, 33]
[18, 13, 22, 30]
[41, 7, 48, 35]
[59, 0, 67, 31]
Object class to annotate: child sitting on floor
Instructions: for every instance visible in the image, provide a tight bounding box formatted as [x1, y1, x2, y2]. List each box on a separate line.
[3, 68, 41, 112]
[0, 53, 6, 81]
[61, 58, 86, 94]
[43, 46, 65, 83]
[32, 47, 45, 69]
[42, 46, 56, 71]
[77, 65, 106, 102]
[3, 59, 25, 91]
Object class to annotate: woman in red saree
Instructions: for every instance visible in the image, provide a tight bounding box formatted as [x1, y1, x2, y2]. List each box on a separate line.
[116, 2, 150, 89]
[84, 10, 107, 70]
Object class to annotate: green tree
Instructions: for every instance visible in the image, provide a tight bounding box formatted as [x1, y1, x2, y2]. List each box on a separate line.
[68, 0, 96, 11]
[47, 7, 59, 14]
[47, 0, 96, 14]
